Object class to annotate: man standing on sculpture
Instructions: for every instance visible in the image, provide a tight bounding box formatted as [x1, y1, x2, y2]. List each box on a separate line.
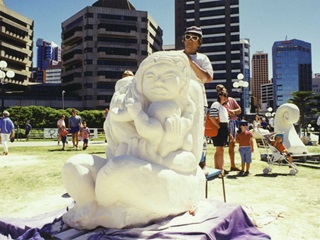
[182, 26, 213, 168]
[216, 84, 241, 172]
[182, 26, 213, 95]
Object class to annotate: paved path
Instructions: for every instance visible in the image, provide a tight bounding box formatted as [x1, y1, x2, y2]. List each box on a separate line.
[7, 140, 107, 147]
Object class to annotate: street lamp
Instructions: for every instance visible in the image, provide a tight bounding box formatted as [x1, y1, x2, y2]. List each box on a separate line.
[62, 90, 66, 109]
[0, 60, 15, 112]
[233, 73, 249, 115]
[265, 107, 275, 131]
[265, 107, 275, 119]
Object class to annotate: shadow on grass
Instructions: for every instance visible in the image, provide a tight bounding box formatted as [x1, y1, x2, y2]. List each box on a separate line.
[47, 149, 105, 154]
[226, 173, 250, 179]
[254, 173, 291, 177]
[226, 172, 292, 179]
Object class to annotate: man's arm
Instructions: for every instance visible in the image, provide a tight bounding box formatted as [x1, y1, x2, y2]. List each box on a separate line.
[189, 60, 213, 83]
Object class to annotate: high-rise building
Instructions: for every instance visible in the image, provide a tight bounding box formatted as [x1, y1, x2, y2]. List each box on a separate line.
[272, 39, 312, 108]
[36, 38, 61, 70]
[175, 0, 242, 105]
[0, 0, 33, 86]
[61, 0, 163, 110]
[251, 52, 269, 109]
[36, 38, 61, 83]
[240, 38, 250, 114]
[261, 82, 273, 111]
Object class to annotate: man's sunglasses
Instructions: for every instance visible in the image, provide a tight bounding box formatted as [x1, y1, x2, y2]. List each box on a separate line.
[184, 35, 200, 42]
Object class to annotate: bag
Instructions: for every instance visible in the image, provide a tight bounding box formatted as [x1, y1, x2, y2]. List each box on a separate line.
[205, 113, 219, 137]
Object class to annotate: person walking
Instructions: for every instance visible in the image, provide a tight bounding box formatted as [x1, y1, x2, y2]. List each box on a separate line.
[59, 125, 68, 151]
[57, 114, 66, 145]
[0, 111, 15, 155]
[24, 120, 32, 141]
[80, 121, 90, 150]
[68, 108, 82, 150]
[236, 121, 254, 176]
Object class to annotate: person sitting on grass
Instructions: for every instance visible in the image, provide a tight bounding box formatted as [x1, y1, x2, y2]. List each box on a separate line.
[270, 133, 293, 166]
[236, 120, 254, 176]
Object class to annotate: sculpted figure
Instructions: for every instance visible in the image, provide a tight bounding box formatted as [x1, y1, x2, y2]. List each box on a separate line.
[62, 51, 206, 230]
[274, 103, 308, 154]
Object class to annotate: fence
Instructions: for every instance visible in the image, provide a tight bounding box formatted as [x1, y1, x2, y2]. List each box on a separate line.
[14, 128, 104, 140]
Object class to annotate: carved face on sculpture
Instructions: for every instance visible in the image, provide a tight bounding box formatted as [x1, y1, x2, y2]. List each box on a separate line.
[142, 63, 182, 102]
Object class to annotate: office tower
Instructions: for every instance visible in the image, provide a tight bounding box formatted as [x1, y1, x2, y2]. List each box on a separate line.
[175, 0, 242, 105]
[272, 39, 312, 108]
[261, 82, 273, 111]
[36, 38, 62, 83]
[240, 38, 250, 114]
[251, 52, 269, 111]
[61, 0, 163, 110]
[36, 39, 61, 70]
[0, 1, 33, 85]
[312, 73, 320, 94]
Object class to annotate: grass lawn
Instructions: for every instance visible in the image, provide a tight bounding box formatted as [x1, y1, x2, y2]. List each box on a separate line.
[0, 142, 319, 239]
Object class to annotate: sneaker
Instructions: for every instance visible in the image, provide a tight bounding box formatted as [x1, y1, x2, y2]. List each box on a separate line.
[61, 148, 65, 151]
[238, 170, 244, 175]
[244, 171, 250, 176]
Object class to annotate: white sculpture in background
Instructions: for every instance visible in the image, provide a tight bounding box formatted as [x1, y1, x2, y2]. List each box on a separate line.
[274, 103, 308, 154]
[62, 51, 206, 230]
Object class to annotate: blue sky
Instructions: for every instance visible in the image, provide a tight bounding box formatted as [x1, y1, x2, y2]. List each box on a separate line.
[4, 0, 320, 76]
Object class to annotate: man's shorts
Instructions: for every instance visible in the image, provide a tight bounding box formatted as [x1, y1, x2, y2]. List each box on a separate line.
[70, 126, 80, 133]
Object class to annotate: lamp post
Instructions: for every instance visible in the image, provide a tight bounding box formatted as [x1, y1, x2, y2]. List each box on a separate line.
[0, 60, 15, 112]
[233, 73, 249, 116]
[265, 107, 275, 119]
[307, 124, 314, 137]
[62, 90, 66, 109]
[265, 107, 275, 131]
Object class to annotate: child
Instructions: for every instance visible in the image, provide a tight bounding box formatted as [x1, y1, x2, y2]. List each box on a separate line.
[59, 126, 68, 150]
[271, 134, 293, 166]
[236, 121, 254, 176]
[80, 121, 90, 150]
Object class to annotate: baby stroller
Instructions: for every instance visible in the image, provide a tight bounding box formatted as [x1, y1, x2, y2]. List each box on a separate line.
[261, 132, 298, 175]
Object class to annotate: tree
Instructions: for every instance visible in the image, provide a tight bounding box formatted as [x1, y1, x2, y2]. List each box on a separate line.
[287, 91, 320, 130]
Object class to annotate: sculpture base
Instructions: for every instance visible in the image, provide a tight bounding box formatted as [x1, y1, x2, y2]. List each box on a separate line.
[0, 199, 270, 239]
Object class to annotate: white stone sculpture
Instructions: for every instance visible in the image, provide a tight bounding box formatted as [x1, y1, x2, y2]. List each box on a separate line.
[62, 51, 206, 230]
[274, 103, 308, 154]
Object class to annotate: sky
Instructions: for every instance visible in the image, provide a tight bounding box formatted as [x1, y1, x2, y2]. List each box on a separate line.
[4, 0, 320, 76]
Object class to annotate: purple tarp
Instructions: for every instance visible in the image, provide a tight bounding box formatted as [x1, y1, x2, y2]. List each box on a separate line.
[0, 199, 270, 239]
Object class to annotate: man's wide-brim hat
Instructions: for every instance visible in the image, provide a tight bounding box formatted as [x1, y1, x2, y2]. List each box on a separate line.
[185, 26, 202, 38]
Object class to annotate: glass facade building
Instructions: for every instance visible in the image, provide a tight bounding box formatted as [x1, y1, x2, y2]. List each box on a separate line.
[272, 39, 312, 108]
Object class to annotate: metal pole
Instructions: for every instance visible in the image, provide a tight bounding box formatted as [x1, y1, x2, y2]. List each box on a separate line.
[62, 90, 65, 109]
